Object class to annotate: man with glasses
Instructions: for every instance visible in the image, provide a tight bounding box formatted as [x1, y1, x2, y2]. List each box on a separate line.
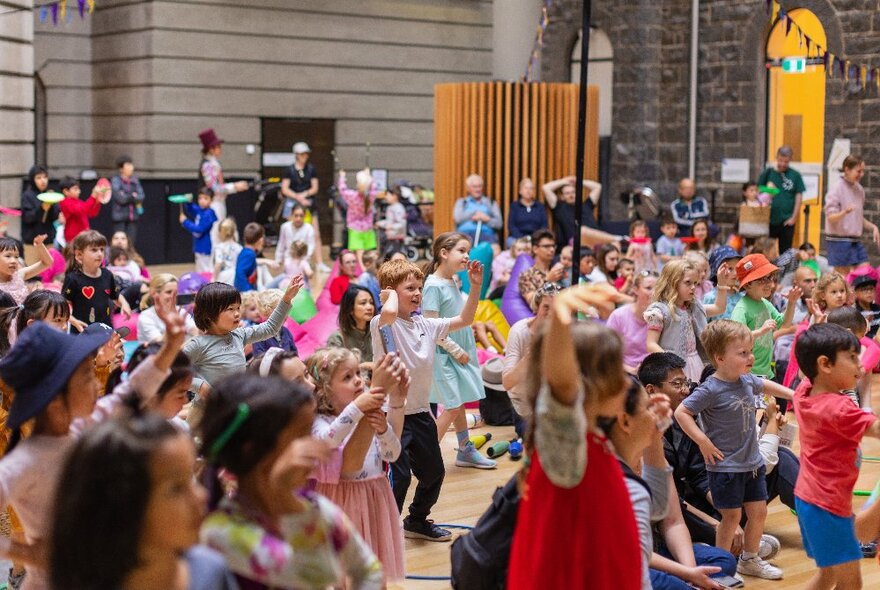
[517, 228, 566, 309]
[773, 265, 817, 387]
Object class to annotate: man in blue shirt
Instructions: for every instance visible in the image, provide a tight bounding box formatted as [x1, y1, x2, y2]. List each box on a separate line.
[506, 178, 548, 247]
[670, 178, 710, 235]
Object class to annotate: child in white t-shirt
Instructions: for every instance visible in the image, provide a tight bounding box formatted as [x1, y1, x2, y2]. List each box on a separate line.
[370, 258, 483, 542]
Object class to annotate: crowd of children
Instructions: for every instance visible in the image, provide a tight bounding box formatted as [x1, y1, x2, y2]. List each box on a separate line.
[5, 154, 880, 590]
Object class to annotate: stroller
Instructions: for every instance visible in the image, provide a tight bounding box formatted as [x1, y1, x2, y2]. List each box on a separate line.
[401, 200, 433, 261]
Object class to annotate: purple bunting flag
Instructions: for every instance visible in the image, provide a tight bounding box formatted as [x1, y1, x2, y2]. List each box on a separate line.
[78, 0, 85, 18]
[50, 2, 58, 24]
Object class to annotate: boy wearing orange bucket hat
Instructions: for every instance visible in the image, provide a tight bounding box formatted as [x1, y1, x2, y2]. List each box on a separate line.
[730, 254, 802, 380]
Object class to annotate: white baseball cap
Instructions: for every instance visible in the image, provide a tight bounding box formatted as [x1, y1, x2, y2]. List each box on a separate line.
[292, 142, 311, 154]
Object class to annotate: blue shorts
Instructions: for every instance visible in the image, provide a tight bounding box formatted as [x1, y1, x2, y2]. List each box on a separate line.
[795, 496, 862, 568]
[707, 466, 768, 509]
[826, 239, 867, 267]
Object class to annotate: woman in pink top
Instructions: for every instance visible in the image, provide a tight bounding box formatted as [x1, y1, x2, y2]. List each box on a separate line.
[606, 270, 656, 373]
[824, 155, 880, 275]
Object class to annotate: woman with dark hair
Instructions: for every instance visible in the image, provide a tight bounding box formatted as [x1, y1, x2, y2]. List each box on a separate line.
[49, 414, 237, 590]
[327, 285, 375, 370]
[588, 243, 621, 284]
[20, 165, 58, 263]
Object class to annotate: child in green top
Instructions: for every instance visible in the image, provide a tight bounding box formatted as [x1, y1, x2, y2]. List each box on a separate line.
[730, 254, 801, 378]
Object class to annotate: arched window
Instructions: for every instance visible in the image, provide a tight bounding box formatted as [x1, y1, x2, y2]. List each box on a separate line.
[570, 28, 613, 137]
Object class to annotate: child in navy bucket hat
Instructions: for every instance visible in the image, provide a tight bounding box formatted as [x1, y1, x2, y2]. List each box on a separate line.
[0, 301, 185, 587]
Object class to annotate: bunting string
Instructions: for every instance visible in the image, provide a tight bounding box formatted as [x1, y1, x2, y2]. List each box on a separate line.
[524, 0, 553, 82]
[768, 0, 877, 91]
[0, 1, 95, 25]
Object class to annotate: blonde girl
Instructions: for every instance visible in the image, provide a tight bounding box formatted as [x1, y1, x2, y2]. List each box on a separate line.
[644, 259, 729, 382]
[813, 271, 850, 314]
[683, 250, 712, 301]
[138, 273, 197, 342]
[423, 232, 496, 469]
[212, 218, 241, 285]
[624, 219, 657, 275]
[307, 347, 407, 582]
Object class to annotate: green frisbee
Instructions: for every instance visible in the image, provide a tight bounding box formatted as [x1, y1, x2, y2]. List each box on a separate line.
[37, 191, 64, 204]
[168, 193, 193, 204]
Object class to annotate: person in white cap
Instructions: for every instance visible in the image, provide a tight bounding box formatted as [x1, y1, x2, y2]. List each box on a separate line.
[280, 142, 326, 271]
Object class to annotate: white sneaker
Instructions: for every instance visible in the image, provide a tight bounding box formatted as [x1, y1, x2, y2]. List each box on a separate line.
[759, 534, 780, 560]
[737, 555, 782, 580]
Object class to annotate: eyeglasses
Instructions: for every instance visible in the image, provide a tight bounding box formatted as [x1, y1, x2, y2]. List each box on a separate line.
[661, 379, 692, 391]
[753, 274, 778, 284]
[536, 283, 562, 296]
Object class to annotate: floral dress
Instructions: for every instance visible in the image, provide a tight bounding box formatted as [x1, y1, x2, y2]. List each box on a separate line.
[644, 301, 707, 382]
[201, 491, 383, 590]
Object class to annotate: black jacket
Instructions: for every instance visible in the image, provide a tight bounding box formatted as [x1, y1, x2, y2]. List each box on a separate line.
[663, 418, 713, 514]
[20, 167, 58, 243]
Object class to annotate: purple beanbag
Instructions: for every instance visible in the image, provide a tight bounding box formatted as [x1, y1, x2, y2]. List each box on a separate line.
[500, 254, 535, 325]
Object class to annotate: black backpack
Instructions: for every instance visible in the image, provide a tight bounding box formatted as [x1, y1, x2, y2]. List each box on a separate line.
[450, 474, 520, 589]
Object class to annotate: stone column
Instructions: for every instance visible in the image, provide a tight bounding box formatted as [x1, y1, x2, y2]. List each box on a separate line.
[493, 0, 543, 81]
[0, 0, 35, 215]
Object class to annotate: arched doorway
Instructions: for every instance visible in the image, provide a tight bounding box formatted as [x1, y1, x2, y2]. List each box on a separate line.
[766, 8, 827, 247]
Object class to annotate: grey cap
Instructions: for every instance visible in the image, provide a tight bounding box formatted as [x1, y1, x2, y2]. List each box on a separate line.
[292, 142, 311, 154]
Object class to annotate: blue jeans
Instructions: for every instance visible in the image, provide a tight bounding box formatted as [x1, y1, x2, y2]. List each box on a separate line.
[649, 543, 737, 590]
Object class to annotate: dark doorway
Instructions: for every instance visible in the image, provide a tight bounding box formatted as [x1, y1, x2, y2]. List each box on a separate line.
[261, 118, 335, 245]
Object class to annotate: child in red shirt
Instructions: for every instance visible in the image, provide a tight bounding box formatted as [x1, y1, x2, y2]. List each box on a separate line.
[329, 250, 359, 305]
[793, 323, 880, 588]
[59, 176, 105, 243]
[508, 283, 642, 589]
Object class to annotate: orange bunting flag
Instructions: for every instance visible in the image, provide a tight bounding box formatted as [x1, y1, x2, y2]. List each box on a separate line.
[87, 0, 95, 13]
[59, 0, 66, 21]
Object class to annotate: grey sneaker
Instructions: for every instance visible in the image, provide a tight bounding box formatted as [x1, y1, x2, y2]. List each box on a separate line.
[737, 555, 782, 580]
[402, 518, 452, 542]
[455, 442, 497, 469]
[759, 533, 781, 560]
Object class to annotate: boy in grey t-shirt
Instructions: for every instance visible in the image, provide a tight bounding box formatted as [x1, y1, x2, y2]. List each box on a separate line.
[674, 320, 793, 581]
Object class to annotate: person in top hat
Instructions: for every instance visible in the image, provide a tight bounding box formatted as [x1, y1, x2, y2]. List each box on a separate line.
[0, 301, 185, 588]
[197, 128, 249, 246]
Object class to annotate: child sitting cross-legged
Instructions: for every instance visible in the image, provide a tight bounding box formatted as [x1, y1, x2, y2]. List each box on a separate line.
[674, 319, 794, 580]
[793, 323, 880, 589]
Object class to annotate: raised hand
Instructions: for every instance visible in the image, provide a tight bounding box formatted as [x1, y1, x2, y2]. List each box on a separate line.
[786, 285, 803, 304]
[283, 274, 304, 303]
[371, 353, 406, 393]
[363, 409, 389, 434]
[354, 390, 386, 414]
[32, 234, 47, 247]
[270, 438, 331, 494]
[553, 282, 631, 325]
[155, 296, 186, 350]
[466, 260, 484, 288]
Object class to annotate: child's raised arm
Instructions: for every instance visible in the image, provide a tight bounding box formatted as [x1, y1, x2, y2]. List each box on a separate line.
[448, 260, 483, 332]
[378, 288, 398, 327]
[703, 285, 729, 318]
[22, 234, 53, 281]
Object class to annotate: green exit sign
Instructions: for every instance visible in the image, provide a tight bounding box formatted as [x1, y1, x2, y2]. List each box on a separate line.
[782, 57, 806, 73]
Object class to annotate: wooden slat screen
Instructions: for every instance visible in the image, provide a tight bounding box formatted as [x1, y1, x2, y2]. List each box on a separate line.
[433, 82, 599, 238]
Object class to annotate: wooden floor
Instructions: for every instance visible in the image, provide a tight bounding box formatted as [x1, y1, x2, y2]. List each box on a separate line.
[392, 405, 880, 590]
[150, 258, 880, 588]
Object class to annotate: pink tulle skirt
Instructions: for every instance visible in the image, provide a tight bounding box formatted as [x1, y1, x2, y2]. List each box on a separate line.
[316, 476, 405, 582]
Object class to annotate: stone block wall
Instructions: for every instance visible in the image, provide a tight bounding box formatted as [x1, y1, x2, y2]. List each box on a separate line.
[542, 0, 880, 252]
[30, 0, 492, 188]
[0, 1, 34, 208]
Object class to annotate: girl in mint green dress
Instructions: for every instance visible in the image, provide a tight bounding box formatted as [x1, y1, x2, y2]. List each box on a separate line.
[422, 232, 496, 469]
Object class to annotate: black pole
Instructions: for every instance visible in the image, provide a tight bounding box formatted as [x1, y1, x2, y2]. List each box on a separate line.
[572, 0, 592, 286]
